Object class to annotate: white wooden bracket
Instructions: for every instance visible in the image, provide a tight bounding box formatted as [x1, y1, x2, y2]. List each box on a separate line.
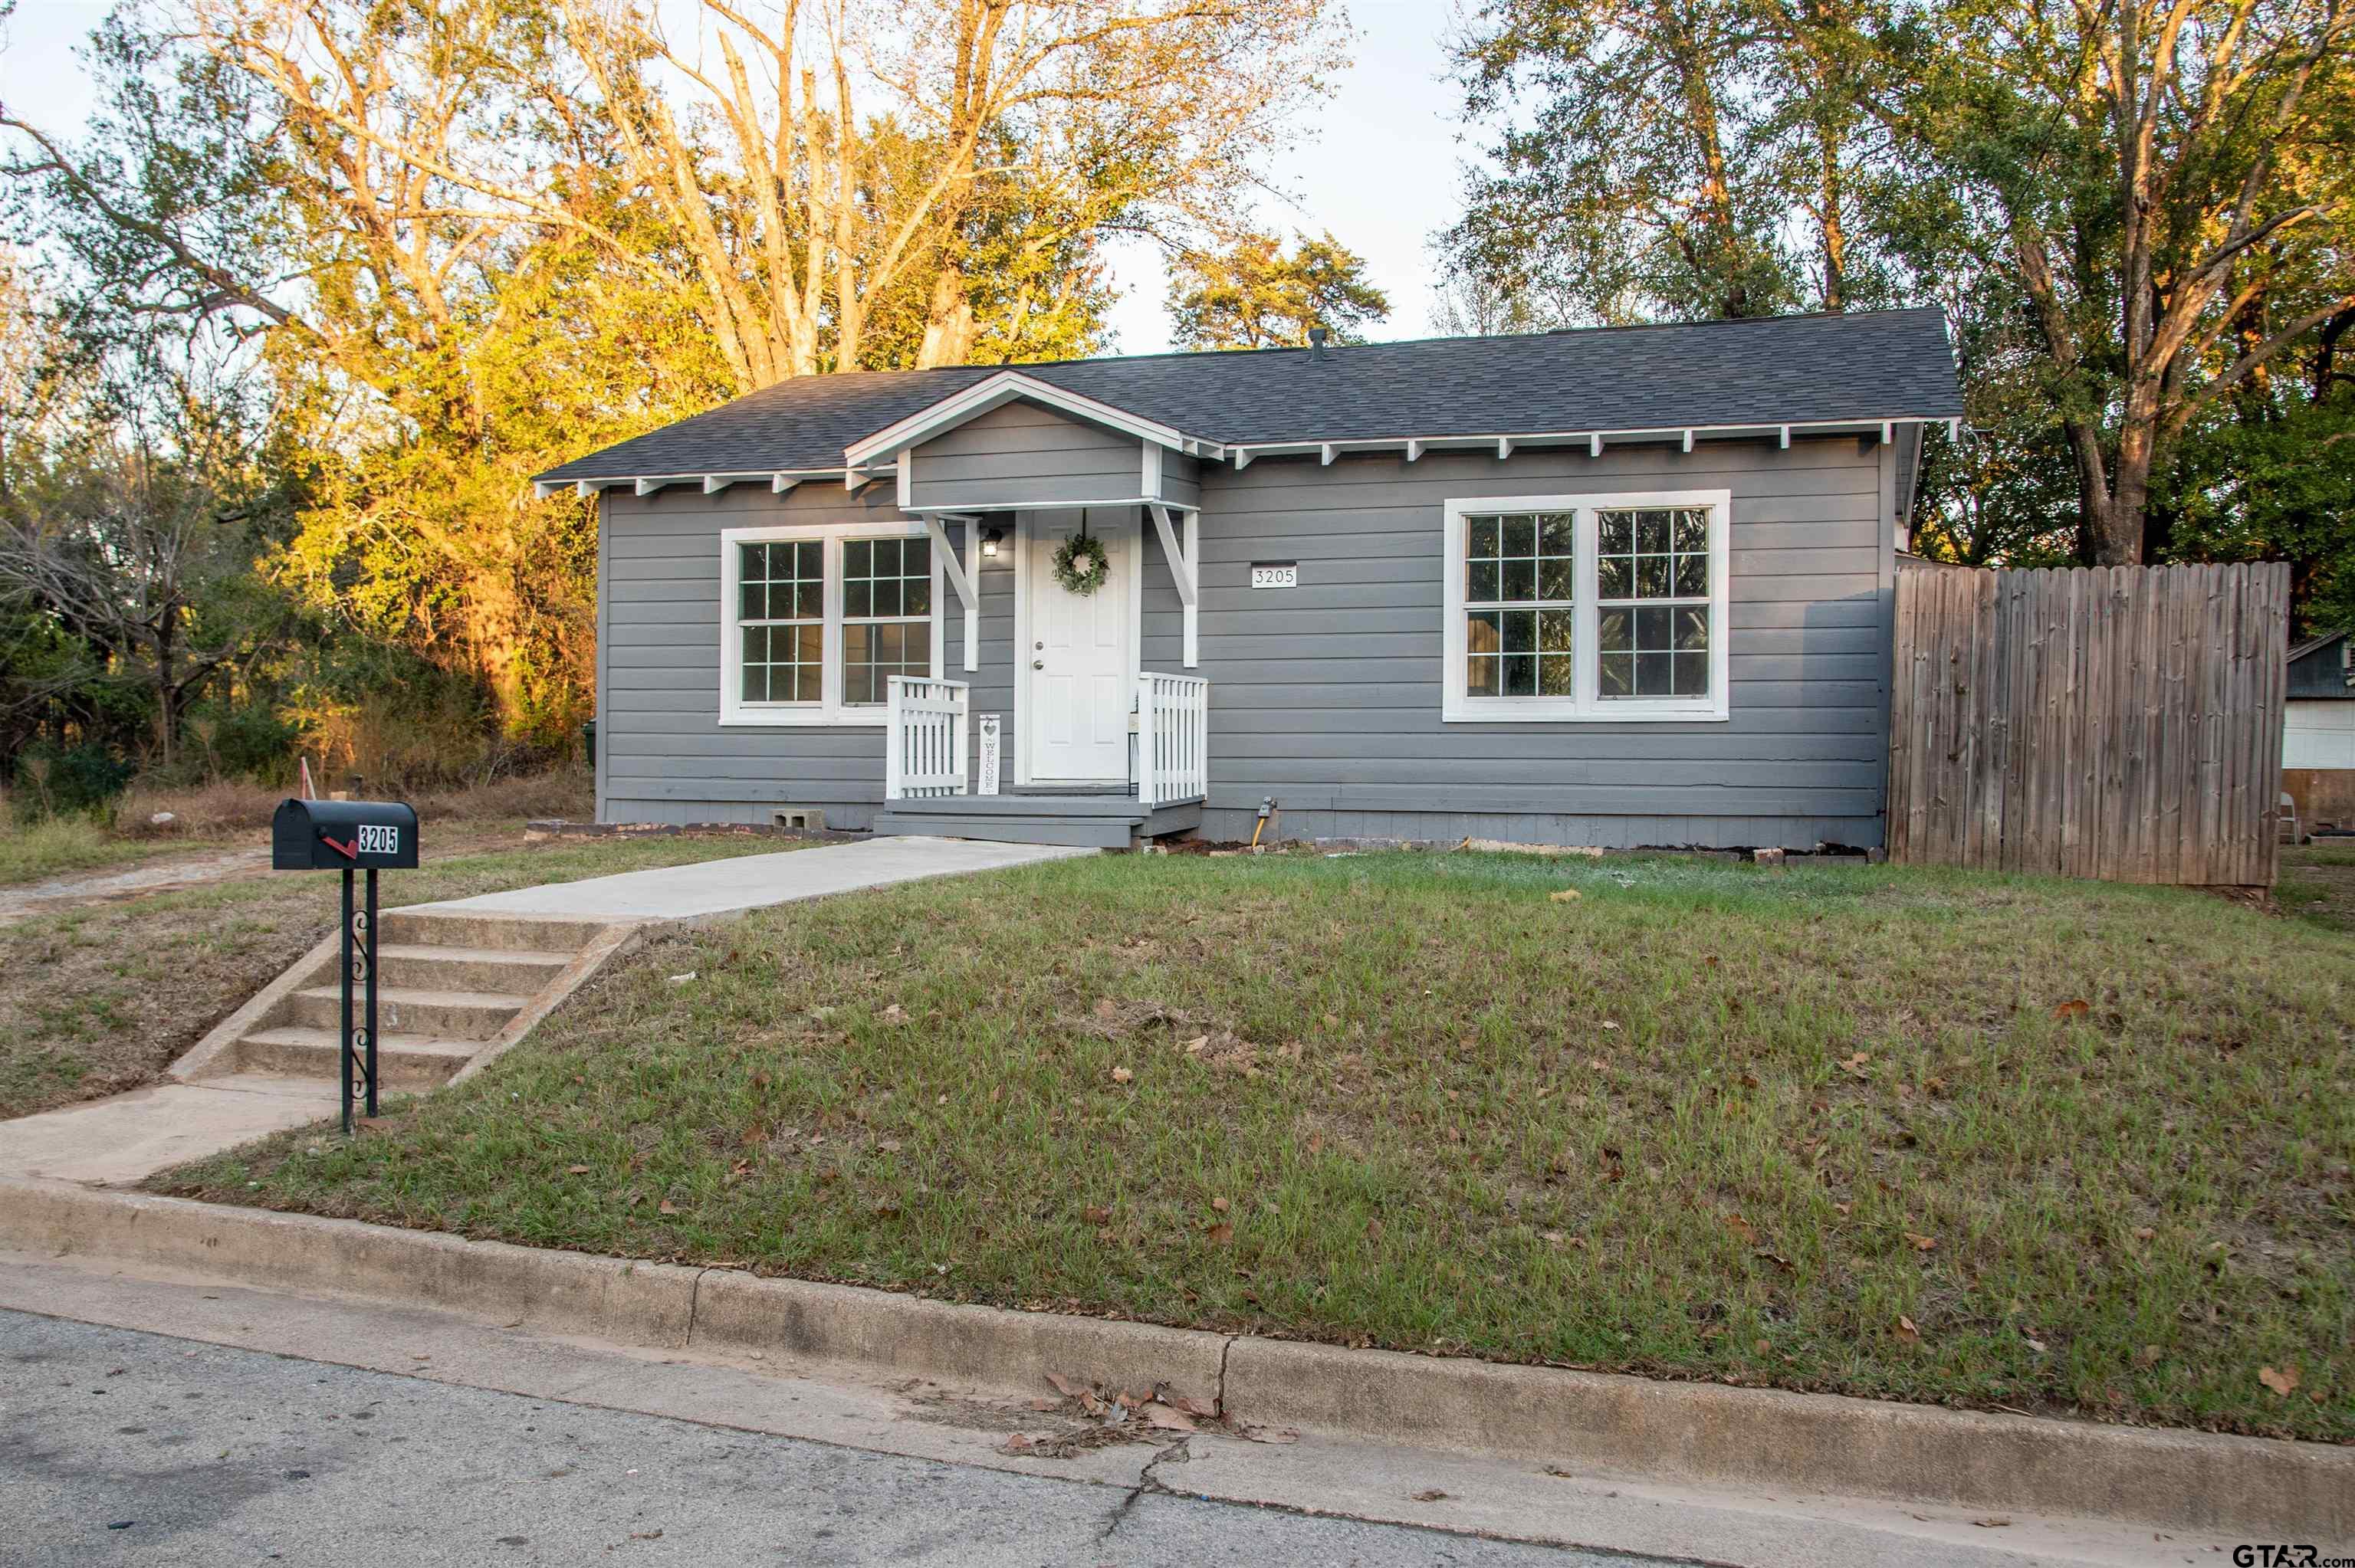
[922, 515, 981, 671]
[1148, 502, 1200, 668]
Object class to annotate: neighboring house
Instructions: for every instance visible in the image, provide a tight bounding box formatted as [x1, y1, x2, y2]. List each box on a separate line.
[2284, 628, 2354, 832]
[537, 308, 1963, 850]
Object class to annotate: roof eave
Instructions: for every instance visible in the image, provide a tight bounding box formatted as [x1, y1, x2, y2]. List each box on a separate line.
[1226, 415, 1962, 467]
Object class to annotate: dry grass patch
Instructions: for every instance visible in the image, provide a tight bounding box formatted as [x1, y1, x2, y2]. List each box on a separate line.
[153, 850, 2355, 1441]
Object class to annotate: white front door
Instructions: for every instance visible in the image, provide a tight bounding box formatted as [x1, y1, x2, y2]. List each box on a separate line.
[1026, 513, 1133, 782]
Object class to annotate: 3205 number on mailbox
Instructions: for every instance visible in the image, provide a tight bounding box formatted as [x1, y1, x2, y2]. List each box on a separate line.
[356, 824, 401, 857]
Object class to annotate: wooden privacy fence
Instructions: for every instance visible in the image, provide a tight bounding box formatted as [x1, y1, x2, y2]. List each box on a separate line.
[1887, 560, 2288, 887]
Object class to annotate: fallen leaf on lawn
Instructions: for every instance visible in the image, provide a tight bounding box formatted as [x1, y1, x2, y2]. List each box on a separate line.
[1833, 1202, 1853, 1216]
[657, 1199, 681, 1215]
[1739, 1072, 1761, 1089]
[2260, 1365, 2301, 1397]
[989, 1085, 1003, 1102]
[1082, 1205, 1113, 1224]
[1210, 1196, 1229, 1212]
[1549, 888, 1581, 903]
[1141, 1402, 1197, 1432]
[1542, 1230, 1566, 1246]
[881, 1003, 907, 1023]
[1026, 1397, 1063, 1412]
[1972, 1517, 2012, 1528]
[566, 1165, 593, 1175]
[2051, 999, 2089, 1020]
[2024, 1336, 2048, 1353]
[872, 1200, 901, 1218]
[1723, 1212, 1759, 1245]
[2133, 1344, 2162, 1368]
[2133, 1226, 2154, 1241]
[1599, 1019, 1620, 1031]
[1753, 1338, 1772, 1355]
[1755, 1250, 1793, 1270]
[1045, 1372, 1085, 1398]
[1167, 1393, 1220, 1418]
[1307, 1133, 1324, 1153]
[666, 972, 696, 985]
[1895, 1315, 1921, 1343]
[1207, 1223, 1234, 1245]
[1110, 1067, 1133, 1084]
[1411, 1488, 1451, 1502]
[1181, 1035, 1208, 1055]
[1903, 1231, 1938, 1252]
[1588, 1058, 1611, 1072]
[1000, 1433, 1035, 1455]
[1240, 1425, 1299, 1445]
[1095, 999, 1118, 1019]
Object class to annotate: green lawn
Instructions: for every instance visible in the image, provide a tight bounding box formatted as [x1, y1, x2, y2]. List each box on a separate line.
[2281, 841, 2355, 934]
[153, 850, 2353, 1441]
[0, 832, 806, 1120]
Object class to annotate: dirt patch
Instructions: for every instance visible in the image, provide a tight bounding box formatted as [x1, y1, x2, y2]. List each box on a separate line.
[0, 848, 274, 928]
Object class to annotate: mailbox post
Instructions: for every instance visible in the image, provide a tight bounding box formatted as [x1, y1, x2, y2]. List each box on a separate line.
[271, 799, 419, 1133]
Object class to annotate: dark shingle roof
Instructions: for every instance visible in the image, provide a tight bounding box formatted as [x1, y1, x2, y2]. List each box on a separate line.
[536, 307, 1962, 482]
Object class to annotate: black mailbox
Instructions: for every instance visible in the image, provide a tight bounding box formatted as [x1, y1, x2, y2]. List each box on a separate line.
[272, 798, 420, 871]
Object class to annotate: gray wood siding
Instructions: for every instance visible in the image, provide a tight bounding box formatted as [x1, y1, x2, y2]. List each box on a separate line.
[1178, 437, 1892, 843]
[906, 399, 1146, 510]
[597, 482, 979, 828]
[599, 431, 1894, 845]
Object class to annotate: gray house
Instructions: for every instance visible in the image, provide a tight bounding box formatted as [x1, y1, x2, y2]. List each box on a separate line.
[538, 308, 1964, 849]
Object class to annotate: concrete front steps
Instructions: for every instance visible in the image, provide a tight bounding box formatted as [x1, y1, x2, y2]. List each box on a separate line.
[874, 792, 1202, 849]
[171, 910, 634, 1101]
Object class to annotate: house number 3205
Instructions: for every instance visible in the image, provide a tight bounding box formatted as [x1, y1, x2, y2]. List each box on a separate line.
[1250, 563, 1298, 589]
[356, 824, 400, 856]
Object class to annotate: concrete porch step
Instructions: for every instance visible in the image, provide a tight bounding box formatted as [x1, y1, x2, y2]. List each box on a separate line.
[875, 796, 1201, 849]
[284, 985, 527, 1042]
[235, 1027, 480, 1087]
[376, 910, 609, 952]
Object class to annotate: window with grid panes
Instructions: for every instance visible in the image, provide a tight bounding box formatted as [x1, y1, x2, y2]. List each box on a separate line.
[840, 536, 934, 704]
[1595, 507, 1711, 700]
[737, 539, 823, 703]
[1462, 511, 1576, 697]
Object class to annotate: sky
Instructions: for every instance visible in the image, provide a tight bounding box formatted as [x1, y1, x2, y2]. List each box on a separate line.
[0, 0, 1473, 354]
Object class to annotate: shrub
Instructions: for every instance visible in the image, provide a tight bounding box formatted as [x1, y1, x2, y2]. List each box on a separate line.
[8, 744, 136, 823]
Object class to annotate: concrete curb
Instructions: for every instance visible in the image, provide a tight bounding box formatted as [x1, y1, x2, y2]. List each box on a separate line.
[6, 1176, 2346, 1540]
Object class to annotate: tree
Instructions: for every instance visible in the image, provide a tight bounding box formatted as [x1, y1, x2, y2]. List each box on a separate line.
[1166, 230, 1388, 348]
[553, 0, 1348, 381]
[1892, 0, 2355, 565]
[1441, 0, 1901, 324]
[0, 321, 292, 770]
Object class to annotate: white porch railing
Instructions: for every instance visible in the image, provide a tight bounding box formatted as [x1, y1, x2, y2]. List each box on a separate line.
[885, 676, 970, 801]
[1138, 672, 1209, 809]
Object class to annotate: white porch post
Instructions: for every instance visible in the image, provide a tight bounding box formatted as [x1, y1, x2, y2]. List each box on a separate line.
[1138, 676, 1158, 808]
[1148, 503, 1199, 668]
[885, 681, 904, 802]
[921, 515, 981, 672]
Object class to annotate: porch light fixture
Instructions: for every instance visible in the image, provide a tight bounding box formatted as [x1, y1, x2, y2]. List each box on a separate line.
[981, 526, 1004, 558]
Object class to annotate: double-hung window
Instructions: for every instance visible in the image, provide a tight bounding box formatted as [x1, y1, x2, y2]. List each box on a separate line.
[1442, 489, 1730, 722]
[720, 521, 941, 725]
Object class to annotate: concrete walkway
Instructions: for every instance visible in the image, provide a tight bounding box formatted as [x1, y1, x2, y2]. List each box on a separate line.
[0, 1074, 327, 1186]
[409, 835, 1093, 921]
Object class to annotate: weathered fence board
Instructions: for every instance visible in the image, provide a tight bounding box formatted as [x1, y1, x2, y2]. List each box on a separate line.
[1887, 561, 2288, 887]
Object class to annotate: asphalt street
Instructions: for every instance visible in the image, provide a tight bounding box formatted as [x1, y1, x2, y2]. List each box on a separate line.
[1, 1308, 1654, 1567]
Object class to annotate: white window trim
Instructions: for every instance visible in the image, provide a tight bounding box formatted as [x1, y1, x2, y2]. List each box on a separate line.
[1442, 489, 1732, 723]
[718, 520, 943, 727]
